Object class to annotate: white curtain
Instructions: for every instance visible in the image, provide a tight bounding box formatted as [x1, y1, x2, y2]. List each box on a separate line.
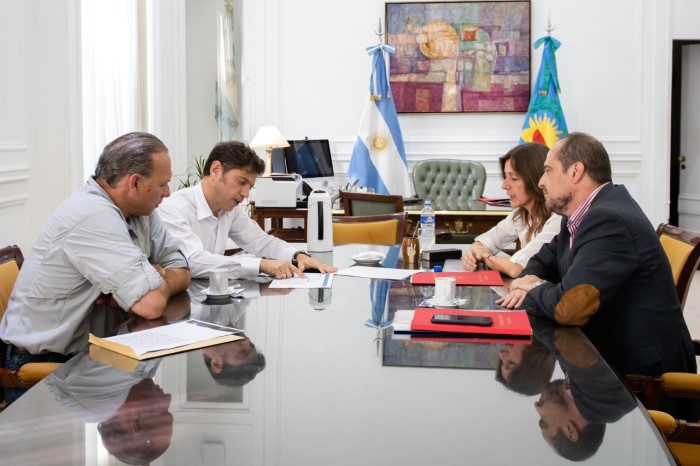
[81, 0, 143, 181]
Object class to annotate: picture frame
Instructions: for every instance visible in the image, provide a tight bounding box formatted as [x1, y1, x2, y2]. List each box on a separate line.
[386, 1, 531, 113]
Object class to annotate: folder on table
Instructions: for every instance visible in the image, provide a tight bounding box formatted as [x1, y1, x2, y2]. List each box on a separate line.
[410, 270, 503, 286]
[410, 308, 532, 337]
[89, 319, 243, 361]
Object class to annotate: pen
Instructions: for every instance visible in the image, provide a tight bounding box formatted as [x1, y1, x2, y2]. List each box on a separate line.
[322, 274, 330, 287]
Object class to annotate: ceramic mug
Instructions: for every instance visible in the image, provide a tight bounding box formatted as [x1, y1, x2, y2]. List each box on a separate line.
[434, 276, 457, 306]
[208, 268, 229, 295]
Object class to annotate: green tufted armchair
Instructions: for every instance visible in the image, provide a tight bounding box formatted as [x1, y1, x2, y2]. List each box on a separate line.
[412, 159, 487, 211]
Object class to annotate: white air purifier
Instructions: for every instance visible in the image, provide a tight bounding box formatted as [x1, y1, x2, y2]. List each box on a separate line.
[307, 189, 333, 252]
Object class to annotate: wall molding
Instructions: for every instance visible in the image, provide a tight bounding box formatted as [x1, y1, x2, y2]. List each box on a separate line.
[0, 174, 30, 185]
[0, 142, 28, 152]
[0, 195, 29, 208]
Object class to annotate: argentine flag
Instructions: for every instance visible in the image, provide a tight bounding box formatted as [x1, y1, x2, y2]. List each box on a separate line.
[349, 45, 414, 197]
[519, 36, 569, 148]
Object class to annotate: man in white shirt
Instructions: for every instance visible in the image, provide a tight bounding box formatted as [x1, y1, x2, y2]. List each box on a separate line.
[158, 141, 336, 279]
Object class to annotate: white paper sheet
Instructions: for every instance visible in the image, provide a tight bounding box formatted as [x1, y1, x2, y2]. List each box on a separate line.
[335, 266, 420, 280]
[391, 309, 416, 332]
[267, 272, 334, 289]
[102, 319, 241, 356]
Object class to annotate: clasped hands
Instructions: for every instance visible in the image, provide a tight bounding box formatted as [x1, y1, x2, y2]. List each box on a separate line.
[496, 274, 543, 309]
[462, 243, 490, 271]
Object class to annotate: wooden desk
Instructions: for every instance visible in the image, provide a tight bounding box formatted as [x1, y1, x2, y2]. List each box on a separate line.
[250, 204, 511, 242]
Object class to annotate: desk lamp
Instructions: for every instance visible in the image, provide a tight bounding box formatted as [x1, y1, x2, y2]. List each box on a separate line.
[250, 126, 290, 175]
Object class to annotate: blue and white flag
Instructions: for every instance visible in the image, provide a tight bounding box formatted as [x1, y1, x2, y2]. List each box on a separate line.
[349, 45, 415, 197]
[519, 36, 568, 147]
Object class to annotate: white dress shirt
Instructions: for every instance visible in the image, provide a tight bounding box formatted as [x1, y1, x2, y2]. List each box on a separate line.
[474, 210, 562, 268]
[158, 183, 298, 279]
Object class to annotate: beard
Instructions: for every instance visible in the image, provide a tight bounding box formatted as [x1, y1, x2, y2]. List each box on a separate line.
[540, 379, 568, 408]
[545, 191, 573, 216]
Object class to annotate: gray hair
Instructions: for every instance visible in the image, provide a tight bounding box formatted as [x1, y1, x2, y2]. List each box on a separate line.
[94, 132, 169, 187]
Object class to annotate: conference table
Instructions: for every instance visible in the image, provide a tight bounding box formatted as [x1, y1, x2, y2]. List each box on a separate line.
[0, 245, 677, 465]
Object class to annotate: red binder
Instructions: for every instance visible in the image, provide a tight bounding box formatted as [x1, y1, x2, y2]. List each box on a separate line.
[410, 270, 503, 286]
[410, 308, 532, 337]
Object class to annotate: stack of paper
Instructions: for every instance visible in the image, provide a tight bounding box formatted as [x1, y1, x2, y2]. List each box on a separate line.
[89, 319, 243, 360]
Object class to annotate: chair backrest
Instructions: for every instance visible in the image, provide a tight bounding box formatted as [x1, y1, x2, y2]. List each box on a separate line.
[332, 212, 407, 245]
[657, 223, 700, 310]
[0, 245, 23, 318]
[412, 159, 486, 211]
[341, 192, 404, 216]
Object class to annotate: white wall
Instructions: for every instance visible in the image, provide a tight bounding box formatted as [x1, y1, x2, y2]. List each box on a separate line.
[4, 0, 700, 249]
[0, 0, 82, 253]
[176, 0, 700, 229]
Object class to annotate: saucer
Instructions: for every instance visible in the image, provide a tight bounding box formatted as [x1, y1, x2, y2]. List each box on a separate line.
[351, 252, 385, 266]
[425, 297, 466, 308]
[201, 285, 242, 298]
[352, 258, 383, 266]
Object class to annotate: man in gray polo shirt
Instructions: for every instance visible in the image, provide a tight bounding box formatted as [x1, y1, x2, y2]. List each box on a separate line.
[0, 132, 190, 403]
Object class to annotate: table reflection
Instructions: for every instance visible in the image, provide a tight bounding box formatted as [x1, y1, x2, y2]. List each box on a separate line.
[529, 317, 636, 461]
[44, 351, 171, 464]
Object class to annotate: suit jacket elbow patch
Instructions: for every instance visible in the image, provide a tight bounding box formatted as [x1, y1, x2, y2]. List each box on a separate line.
[554, 284, 601, 325]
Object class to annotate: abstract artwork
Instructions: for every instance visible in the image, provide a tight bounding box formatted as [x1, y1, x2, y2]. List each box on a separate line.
[386, 1, 531, 113]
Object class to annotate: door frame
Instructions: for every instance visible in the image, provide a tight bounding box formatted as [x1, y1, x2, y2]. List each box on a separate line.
[670, 39, 700, 226]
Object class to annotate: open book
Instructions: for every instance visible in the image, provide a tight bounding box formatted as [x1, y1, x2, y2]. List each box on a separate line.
[89, 319, 243, 361]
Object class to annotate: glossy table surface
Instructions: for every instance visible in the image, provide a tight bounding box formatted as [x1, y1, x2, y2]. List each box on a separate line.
[0, 245, 675, 465]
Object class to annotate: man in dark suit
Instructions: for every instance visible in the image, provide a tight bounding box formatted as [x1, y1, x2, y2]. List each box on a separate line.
[497, 132, 697, 419]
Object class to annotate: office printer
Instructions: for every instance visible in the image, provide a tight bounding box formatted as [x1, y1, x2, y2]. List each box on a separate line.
[252, 175, 299, 207]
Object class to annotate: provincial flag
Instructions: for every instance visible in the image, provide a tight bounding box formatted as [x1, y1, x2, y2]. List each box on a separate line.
[349, 45, 415, 197]
[519, 36, 568, 147]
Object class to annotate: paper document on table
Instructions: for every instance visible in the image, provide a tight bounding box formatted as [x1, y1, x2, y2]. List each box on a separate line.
[268, 272, 334, 289]
[89, 319, 243, 360]
[391, 310, 415, 332]
[336, 266, 419, 280]
[443, 259, 466, 272]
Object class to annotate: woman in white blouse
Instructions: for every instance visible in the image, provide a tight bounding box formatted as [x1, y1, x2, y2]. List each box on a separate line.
[462, 143, 562, 278]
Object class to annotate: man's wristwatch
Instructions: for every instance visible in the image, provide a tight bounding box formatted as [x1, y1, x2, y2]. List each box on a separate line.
[292, 250, 308, 267]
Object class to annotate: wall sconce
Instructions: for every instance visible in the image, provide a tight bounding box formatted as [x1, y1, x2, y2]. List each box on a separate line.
[250, 126, 290, 175]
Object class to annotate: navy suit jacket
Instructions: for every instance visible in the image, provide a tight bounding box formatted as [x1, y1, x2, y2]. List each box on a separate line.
[522, 184, 696, 378]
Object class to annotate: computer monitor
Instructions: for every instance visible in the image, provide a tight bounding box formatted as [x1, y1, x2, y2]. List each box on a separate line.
[271, 138, 334, 179]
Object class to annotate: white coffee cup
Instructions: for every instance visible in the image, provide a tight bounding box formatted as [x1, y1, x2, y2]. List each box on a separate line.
[434, 276, 457, 306]
[208, 268, 229, 294]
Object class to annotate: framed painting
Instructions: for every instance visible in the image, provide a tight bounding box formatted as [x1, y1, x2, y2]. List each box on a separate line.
[386, 1, 531, 113]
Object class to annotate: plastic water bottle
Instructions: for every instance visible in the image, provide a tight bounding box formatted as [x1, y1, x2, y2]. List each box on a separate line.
[419, 200, 436, 252]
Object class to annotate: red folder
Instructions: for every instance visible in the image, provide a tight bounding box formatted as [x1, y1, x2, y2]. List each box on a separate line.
[410, 308, 532, 337]
[404, 333, 532, 345]
[410, 270, 503, 286]
[479, 197, 512, 207]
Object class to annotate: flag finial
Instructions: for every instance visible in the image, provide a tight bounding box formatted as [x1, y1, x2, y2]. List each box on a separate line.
[545, 13, 555, 36]
[375, 18, 384, 45]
